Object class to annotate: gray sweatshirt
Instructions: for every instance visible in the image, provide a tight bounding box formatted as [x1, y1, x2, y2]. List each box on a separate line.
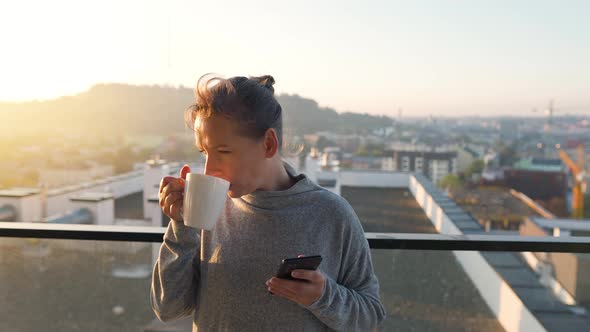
[150, 162, 386, 331]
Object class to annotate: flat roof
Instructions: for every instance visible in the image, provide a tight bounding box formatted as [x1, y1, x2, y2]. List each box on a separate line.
[0, 188, 40, 198]
[342, 185, 590, 331]
[341, 186, 504, 331]
[70, 192, 114, 202]
[532, 217, 590, 231]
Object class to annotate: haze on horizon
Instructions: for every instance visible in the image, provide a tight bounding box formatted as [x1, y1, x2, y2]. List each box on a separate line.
[1, 0, 589, 117]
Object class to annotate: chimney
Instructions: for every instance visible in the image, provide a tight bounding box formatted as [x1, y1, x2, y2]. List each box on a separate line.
[143, 158, 170, 220]
[0, 188, 41, 222]
[69, 192, 114, 225]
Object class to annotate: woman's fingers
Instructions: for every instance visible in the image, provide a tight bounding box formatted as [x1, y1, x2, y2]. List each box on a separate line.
[291, 269, 322, 282]
[159, 179, 185, 207]
[159, 176, 176, 193]
[169, 202, 182, 221]
[160, 180, 184, 198]
[162, 192, 183, 218]
[159, 168, 189, 220]
[269, 286, 296, 302]
[266, 272, 326, 306]
[267, 279, 298, 301]
[268, 278, 304, 294]
[164, 191, 183, 208]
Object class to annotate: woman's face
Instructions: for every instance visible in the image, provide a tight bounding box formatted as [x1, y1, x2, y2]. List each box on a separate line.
[194, 114, 268, 198]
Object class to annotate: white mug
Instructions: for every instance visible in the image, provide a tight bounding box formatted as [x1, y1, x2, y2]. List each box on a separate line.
[182, 173, 230, 230]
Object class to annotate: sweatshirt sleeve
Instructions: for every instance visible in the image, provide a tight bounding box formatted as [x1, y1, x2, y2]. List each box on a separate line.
[150, 218, 201, 322]
[304, 201, 386, 331]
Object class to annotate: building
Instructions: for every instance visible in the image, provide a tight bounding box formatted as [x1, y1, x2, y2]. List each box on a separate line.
[320, 146, 342, 168]
[449, 186, 540, 231]
[3, 160, 590, 331]
[340, 155, 384, 170]
[505, 158, 568, 202]
[456, 145, 482, 173]
[520, 217, 590, 307]
[390, 143, 458, 184]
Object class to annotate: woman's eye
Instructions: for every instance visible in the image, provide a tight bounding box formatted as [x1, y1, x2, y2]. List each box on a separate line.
[218, 151, 231, 154]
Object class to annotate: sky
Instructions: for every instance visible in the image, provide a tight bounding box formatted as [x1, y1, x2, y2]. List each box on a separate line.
[0, 0, 589, 116]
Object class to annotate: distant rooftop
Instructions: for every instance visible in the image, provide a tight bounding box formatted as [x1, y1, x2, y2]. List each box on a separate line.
[70, 192, 114, 202]
[513, 157, 565, 173]
[449, 187, 540, 223]
[0, 187, 40, 198]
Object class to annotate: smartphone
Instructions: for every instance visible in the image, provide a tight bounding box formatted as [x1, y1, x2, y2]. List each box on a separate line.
[275, 255, 323, 280]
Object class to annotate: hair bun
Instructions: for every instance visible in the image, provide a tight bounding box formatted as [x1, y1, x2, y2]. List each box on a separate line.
[251, 75, 275, 94]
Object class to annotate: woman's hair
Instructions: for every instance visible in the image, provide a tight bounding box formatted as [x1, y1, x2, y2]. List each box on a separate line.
[185, 74, 286, 152]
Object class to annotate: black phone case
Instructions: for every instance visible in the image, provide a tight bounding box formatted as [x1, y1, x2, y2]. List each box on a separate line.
[275, 255, 323, 280]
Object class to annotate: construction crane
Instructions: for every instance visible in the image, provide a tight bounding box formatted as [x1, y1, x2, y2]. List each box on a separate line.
[558, 144, 586, 219]
[531, 100, 559, 158]
[532, 99, 557, 134]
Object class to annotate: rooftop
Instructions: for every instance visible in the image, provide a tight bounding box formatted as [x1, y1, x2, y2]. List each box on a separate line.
[449, 187, 540, 225]
[70, 192, 114, 202]
[341, 186, 504, 331]
[0, 187, 40, 198]
[2, 168, 590, 331]
[0, 238, 154, 331]
[513, 158, 566, 173]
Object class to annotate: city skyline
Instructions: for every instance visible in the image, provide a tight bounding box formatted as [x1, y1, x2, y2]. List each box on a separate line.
[1, 0, 589, 117]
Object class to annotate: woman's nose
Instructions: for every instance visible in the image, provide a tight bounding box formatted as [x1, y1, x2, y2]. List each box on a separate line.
[204, 158, 223, 178]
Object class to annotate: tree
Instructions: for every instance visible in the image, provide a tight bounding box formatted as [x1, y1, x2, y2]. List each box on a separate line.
[494, 140, 519, 166]
[315, 136, 336, 152]
[464, 160, 484, 181]
[438, 174, 463, 190]
[354, 143, 385, 157]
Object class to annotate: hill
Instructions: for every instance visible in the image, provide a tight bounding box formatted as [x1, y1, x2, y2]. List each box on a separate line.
[0, 84, 393, 137]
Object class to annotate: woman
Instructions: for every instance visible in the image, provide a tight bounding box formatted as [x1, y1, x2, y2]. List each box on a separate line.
[151, 74, 385, 331]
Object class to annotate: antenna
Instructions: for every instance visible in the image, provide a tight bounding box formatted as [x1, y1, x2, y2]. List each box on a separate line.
[531, 99, 558, 157]
[545, 99, 555, 134]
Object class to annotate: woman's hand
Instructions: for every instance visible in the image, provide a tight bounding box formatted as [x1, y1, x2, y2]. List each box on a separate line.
[265, 269, 326, 307]
[159, 165, 190, 222]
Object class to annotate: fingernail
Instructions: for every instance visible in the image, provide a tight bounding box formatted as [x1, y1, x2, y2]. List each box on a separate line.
[291, 271, 298, 277]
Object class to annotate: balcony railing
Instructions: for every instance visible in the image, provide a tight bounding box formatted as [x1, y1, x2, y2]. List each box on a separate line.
[3, 221, 590, 332]
[2, 222, 590, 252]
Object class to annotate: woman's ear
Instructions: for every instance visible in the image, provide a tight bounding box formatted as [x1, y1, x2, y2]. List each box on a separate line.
[263, 128, 280, 159]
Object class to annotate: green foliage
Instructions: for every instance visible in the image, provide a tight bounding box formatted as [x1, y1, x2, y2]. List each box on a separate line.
[465, 160, 484, 179]
[315, 136, 337, 152]
[494, 140, 519, 166]
[438, 174, 463, 189]
[354, 143, 386, 157]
